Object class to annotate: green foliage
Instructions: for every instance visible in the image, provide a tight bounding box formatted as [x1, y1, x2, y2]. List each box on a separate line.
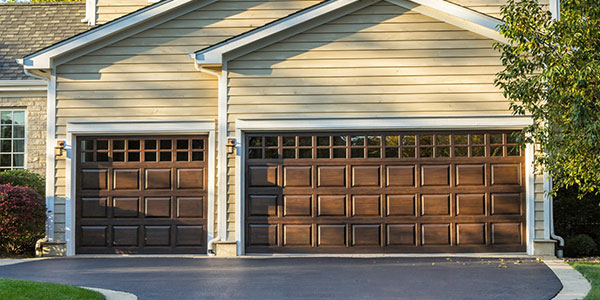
[570, 262, 600, 300]
[0, 279, 104, 300]
[0, 169, 45, 198]
[554, 187, 600, 254]
[564, 234, 597, 257]
[0, 185, 46, 255]
[495, 0, 600, 197]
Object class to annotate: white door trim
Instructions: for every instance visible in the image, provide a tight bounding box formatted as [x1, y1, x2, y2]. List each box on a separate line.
[64, 119, 216, 256]
[235, 116, 533, 131]
[234, 115, 534, 255]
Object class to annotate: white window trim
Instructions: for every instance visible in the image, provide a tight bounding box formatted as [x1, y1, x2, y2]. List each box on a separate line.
[0, 109, 27, 170]
[234, 115, 535, 256]
[64, 119, 216, 256]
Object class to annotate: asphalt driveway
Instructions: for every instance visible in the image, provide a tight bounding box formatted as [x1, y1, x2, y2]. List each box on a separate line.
[0, 257, 561, 300]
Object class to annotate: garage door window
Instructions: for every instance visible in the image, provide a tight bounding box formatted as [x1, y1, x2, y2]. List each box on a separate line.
[81, 137, 205, 163]
[247, 133, 522, 160]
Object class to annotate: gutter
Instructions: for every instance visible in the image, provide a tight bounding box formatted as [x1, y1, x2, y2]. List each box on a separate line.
[191, 55, 225, 256]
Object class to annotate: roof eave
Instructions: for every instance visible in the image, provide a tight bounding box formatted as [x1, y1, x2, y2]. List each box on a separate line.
[192, 0, 509, 67]
[193, 0, 362, 67]
[22, 0, 204, 71]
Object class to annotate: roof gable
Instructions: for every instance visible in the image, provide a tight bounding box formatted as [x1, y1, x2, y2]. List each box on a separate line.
[193, 0, 506, 66]
[21, 0, 218, 73]
[0, 2, 88, 80]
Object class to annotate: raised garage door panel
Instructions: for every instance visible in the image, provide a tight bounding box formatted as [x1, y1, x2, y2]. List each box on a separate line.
[245, 131, 526, 253]
[76, 136, 207, 254]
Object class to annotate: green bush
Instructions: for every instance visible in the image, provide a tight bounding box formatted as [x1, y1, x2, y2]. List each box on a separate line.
[554, 187, 600, 256]
[564, 234, 597, 258]
[0, 170, 45, 198]
[0, 184, 46, 255]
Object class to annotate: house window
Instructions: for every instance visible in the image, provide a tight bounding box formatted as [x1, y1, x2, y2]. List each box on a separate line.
[0, 110, 26, 170]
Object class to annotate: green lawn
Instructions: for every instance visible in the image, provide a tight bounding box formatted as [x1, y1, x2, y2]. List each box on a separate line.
[0, 278, 104, 300]
[570, 262, 600, 300]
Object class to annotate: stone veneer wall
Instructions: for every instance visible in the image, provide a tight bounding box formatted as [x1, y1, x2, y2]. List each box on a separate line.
[0, 97, 46, 176]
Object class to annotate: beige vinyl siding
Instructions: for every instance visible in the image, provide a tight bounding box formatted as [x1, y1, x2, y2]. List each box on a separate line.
[96, 0, 151, 24]
[0, 81, 46, 98]
[53, 0, 320, 242]
[226, 1, 540, 239]
[534, 174, 546, 239]
[445, 0, 550, 19]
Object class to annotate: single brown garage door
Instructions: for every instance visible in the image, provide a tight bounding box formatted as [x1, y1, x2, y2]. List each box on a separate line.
[76, 136, 207, 254]
[245, 131, 526, 253]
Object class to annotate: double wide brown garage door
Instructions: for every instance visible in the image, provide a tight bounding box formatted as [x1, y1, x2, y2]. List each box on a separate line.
[76, 136, 207, 254]
[245, 131, 526, 253]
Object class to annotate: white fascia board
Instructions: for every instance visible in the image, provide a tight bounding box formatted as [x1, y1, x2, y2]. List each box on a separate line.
[387, 0, 507, 43]
[236, 115, 533, 131]
[23, 0, 196, 70]
[194, 0, 360, 65]
[410, 0, 502, 31]
[194, 0, 507, 66]
[66, 119, 216, 134]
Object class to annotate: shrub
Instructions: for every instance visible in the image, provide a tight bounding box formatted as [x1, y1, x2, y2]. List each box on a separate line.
[0, 170, 45, 198]
[554, 187, 600, 256]
[564, 234, 597, 258]
[0, 184, 46, 255]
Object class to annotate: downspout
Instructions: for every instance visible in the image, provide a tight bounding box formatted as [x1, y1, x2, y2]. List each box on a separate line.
[16, 59, 55, 256]
[192, 58, 223, 256]
[82, 0, 96, 26]
[547, 174, 565, 248]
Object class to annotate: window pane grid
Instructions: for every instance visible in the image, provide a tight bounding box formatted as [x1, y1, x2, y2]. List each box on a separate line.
[79, 137, 205, 163]
[0, 110, 26, 170]
[247, 131, 523, 161]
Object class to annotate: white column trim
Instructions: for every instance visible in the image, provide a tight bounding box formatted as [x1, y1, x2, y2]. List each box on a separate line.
[45, 71, 56, 241]
[234, 115, 534, 255]
[235, 128, 244, 255]
[218, 63, 229, 243]
[525, 143, 535, 255]
[543, 172, 551, 240]
[64, 119, 216, 256]
[207, 130, 216, 244]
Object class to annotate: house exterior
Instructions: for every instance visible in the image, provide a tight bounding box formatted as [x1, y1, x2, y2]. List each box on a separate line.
[17, 0, 561, 256]
[0, 2, 89, 176]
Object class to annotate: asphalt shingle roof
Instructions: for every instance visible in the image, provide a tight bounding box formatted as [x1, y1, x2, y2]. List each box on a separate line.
[0, 2, 89, 80]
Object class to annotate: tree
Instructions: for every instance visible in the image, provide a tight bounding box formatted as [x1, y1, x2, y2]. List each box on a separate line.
[495, 0, 600, 196]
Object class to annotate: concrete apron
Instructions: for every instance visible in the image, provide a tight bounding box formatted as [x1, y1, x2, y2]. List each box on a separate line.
[544, 259, 591, 300]
[81, 287, 137, 300]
